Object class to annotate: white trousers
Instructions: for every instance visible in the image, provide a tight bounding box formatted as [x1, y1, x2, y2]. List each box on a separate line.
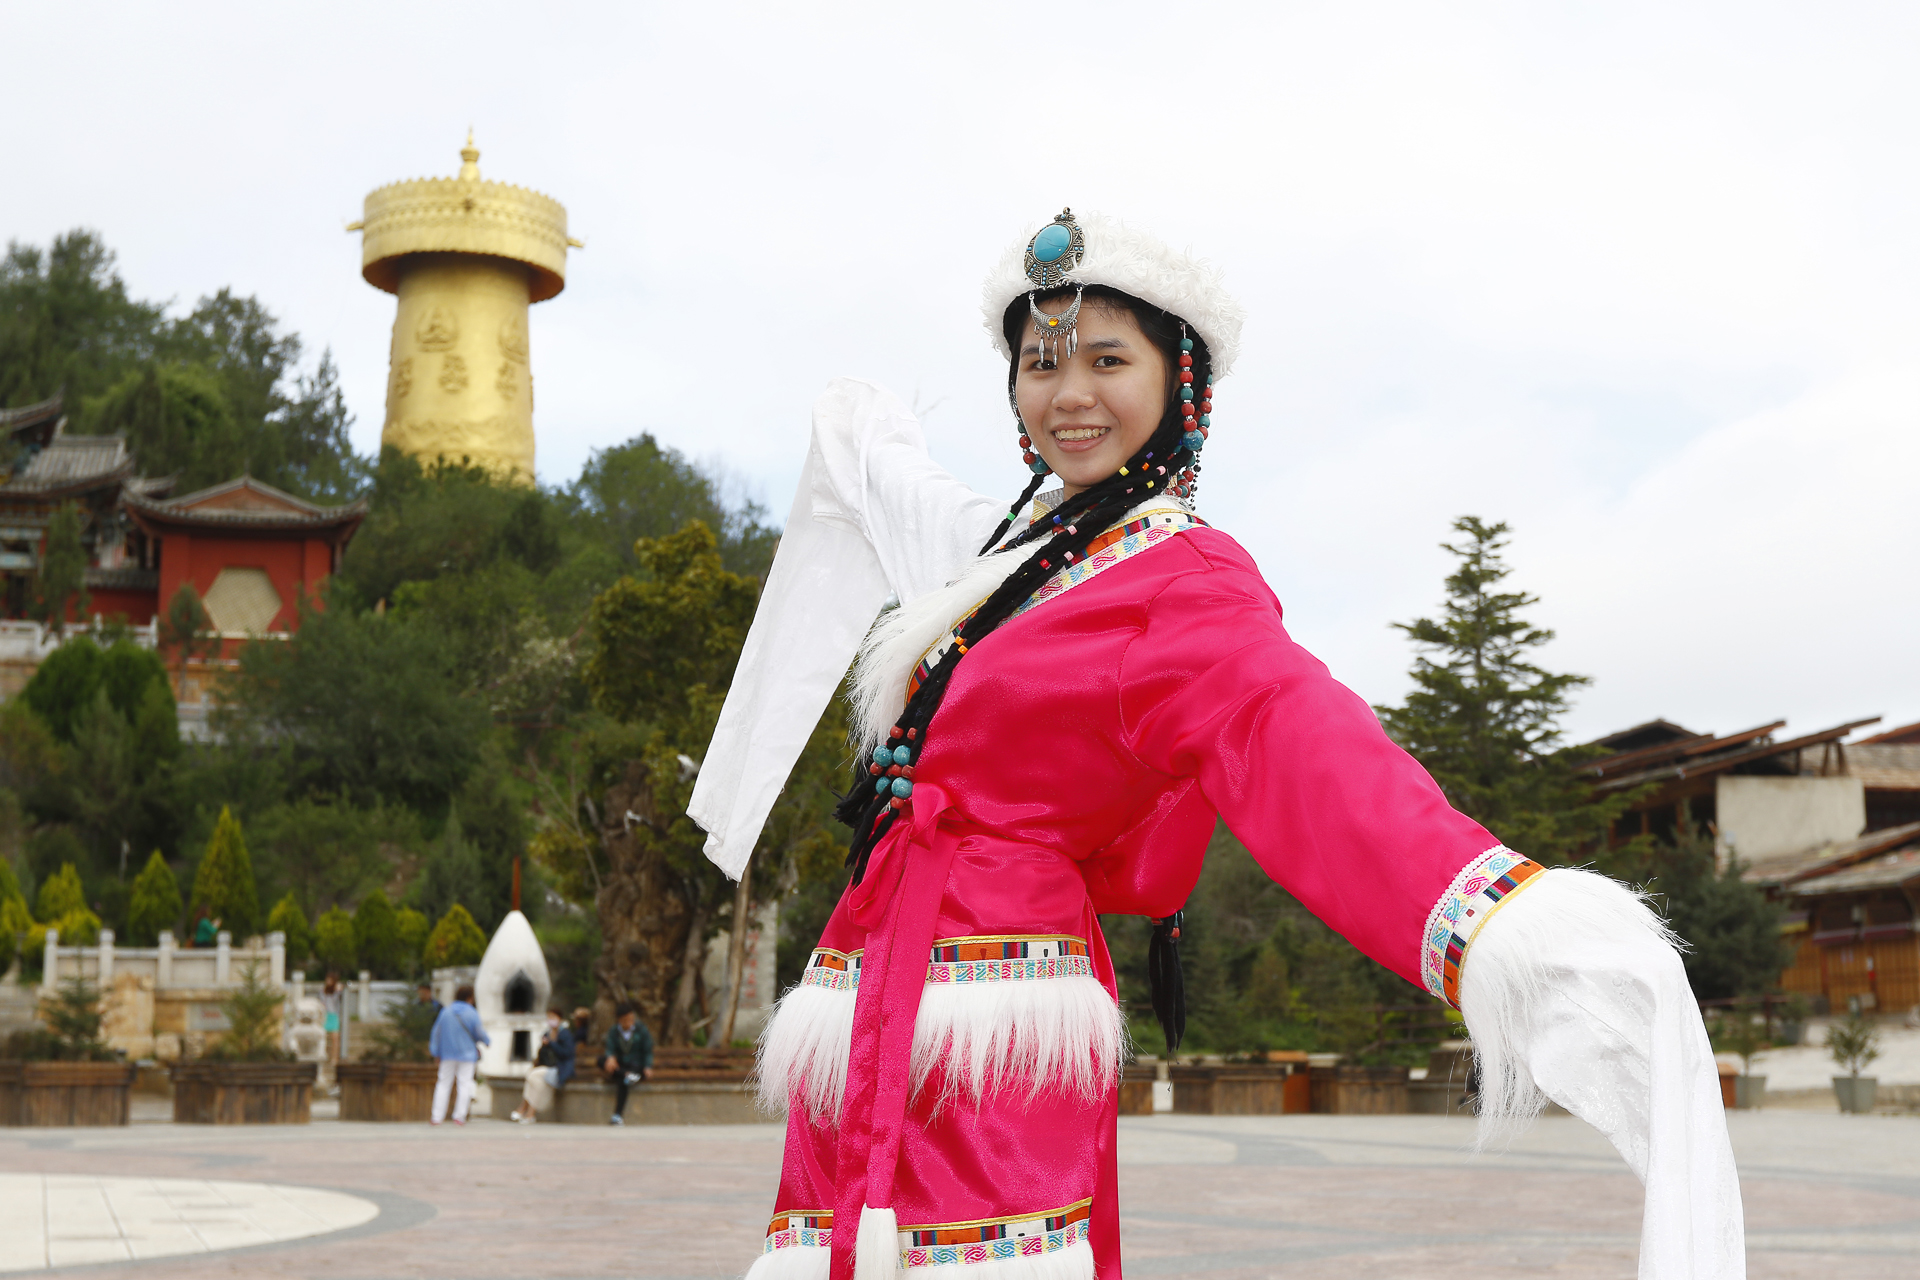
[520, 1066, 559, 1113]
[433, 1060, 476, 1123]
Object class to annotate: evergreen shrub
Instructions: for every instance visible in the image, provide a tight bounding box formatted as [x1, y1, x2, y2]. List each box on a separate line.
[424, 903, 486, 968]
[191, 807, 260, 937]
[312, 906, 355, 974]
[395, 906, 429, 975]
[352, 890, 401, 976]
[125, 851, 183, 946]
[266, 893, 312, 966]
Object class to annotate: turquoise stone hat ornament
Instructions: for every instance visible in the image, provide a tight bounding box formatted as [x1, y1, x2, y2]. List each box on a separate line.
[1024, 209, 1087, 366]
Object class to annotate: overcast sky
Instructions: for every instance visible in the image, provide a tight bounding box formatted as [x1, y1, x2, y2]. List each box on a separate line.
[6, 2, 1916, 744]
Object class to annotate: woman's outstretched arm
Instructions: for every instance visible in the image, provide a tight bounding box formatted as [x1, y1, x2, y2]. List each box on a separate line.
[689, 377, 1003, 877]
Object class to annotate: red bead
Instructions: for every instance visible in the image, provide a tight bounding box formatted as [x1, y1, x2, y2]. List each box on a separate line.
[1040, 559, 1050, 569]
[890, 727, 903, 739]
[1201, 400, 1212, 412]
[1022, 451, 1036, 465]
[1179, 353, 1193, 368]
[902, 765, 914, 779]
[869, 763, 881, 776]
[1181, 403, 1195, 418]
[1179, 371, 1193, 384]
[887, 765, 902, 778]
[907, 728, 918, 740]
[890, 797, 906, 810]
[1019, 435, 1031, 447]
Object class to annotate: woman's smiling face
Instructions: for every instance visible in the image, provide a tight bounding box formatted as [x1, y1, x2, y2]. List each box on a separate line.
[1014, 301, 1169, 498]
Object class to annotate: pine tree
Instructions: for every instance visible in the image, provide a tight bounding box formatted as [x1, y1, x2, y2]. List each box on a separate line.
[395, 906, 429, 977]
[190, 807, 260, 937]
[36, 861, 87, 921]
[266, 893, 312, 967]
[32, 503, 89, 634]
[1376, 517, 1626, 864]
[125, 851, 183, 945]
[424, 903, 487, 968]
[417, 804, 481, 928]
[205, 962, 289, 1062]
[1652, 825, 1793, 999]
[312, 906, 356, 974]
[352, 890, 402, 977]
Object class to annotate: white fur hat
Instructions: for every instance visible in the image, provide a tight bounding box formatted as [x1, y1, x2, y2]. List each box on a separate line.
[981, 209, 1245, 378]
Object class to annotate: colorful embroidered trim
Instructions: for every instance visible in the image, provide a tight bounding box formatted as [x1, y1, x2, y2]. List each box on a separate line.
[899, 1198, 1092, 1269]
[796, 937, 1094, 993]
[927, 934, 1094, 985]
[797, 948, 862, 992]
[905, 506, 1207, 702]
[1420, 846, 1546, 1006]
[763, 1209, 832, 1253]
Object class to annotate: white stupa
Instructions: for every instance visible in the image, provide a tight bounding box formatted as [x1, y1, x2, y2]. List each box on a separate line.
[474, 910, 550, 1079]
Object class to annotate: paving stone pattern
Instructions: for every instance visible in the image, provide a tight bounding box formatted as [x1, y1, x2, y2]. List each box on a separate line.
[0, 1111, 1913, 1278]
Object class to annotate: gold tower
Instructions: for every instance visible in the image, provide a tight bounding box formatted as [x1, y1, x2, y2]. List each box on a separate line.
[350, 134, 578, 481]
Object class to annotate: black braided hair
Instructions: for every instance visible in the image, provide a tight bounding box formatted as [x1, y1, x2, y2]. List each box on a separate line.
[834, 288, 1213, 886]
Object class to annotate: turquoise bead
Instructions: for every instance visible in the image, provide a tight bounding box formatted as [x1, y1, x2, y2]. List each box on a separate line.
[1031, 223, 1071, 263]
[1029, 458, 1050, 474]
[1183, 431, 1205, 452]
[1180, 387, 1194, 401]
[891, 777, 913, 798]
[1199, 414, 1210, 427]
[875, 778, 890, 795]
[1180, 337, 1194, 352]
[892, 744, 912, 765]
[872, 745, 892, 766]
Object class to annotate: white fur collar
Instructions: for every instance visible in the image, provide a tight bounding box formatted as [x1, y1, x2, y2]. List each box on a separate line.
[848, 496, 1181, 752]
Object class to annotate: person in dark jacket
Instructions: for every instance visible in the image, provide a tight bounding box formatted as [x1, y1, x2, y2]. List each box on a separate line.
[510, 1006, 575, 1123]
[601, 1001, 654, 1126]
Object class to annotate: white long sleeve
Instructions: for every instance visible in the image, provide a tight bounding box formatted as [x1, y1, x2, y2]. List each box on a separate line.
[687, 378, 1005, 878]
[1460, 868, 1745, 1279]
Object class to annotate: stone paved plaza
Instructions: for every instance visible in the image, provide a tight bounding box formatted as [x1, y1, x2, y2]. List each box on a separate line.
[0, 1110, 1914, 1278]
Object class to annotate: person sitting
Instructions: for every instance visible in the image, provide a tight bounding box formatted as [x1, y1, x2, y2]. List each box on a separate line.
[601, 1001, 654, 1126]
[428, 984, 490, 1126]
[570, 1006, 594, 1055]
[510, 1006, 575, 1124]
[416, 982, 443, 1023]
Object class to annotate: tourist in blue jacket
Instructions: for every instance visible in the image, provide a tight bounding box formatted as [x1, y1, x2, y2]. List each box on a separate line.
[510, 1006, 576, 1123]
[428, 984, 490, 1125]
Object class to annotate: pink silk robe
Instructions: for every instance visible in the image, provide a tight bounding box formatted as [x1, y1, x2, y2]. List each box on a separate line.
[755, 520, 1500, 1280]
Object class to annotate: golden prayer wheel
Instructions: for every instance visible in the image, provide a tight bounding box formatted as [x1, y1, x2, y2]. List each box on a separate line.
[350, 134, 579, 482]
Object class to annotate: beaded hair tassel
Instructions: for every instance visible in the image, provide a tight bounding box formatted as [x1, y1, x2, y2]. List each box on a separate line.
[1174, 327, 1212, 503]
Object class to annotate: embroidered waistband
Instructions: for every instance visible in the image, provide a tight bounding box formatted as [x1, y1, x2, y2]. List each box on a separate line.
[763, 1209, 832, 1253]
[1420, 847, 1545, 1006]
[797, 935, 1094, 993]
[760, 1200, 1092, 1266]
[901, 1198, 1093, 1268]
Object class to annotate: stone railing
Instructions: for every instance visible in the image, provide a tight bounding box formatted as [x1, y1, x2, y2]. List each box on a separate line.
[0, 617, 159, 665]
[42, 928, 285, 996]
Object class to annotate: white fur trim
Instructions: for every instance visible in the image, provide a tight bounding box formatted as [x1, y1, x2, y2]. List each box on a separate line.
[756, 980, 855, 1121]
[1457, 867, 1683, 1149]
[910, 1239, 1095, 1280]
[849, 496, 1178, 755]
[910, 976, 1124, 1109]
[745, 1245, 831, 1280]
[981, 211, 1245, 379]
[855, 1206, 900, 1280]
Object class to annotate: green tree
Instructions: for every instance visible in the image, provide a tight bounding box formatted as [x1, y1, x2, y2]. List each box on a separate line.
[352, 889, 403, 977]
[124, 851, 182, 945]
[31, 503, 89, 635]
[220, 600, 489, 811]
[1650, 825, 1793, 1000]
[204, 962, 288, 1062]
[36, 862, 87, 921]
[246, 798, 412, 923]
[395, 906, 429, 976]
[87, 363, 245, 492]
[312, 906, 355, 974]
[158, 583, 215, 666]
[29, 976, 115, 1061]
[1376, 517, 1627, 864]
[20, 635, 171, 744]
[265, 892, 311, 966]
[0, 230, 163, 409]
[190, 807, 259, 936]
[423, 903, 487, 968]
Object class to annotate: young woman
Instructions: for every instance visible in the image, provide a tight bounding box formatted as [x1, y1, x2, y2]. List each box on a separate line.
[691, 211, 1742, 1280]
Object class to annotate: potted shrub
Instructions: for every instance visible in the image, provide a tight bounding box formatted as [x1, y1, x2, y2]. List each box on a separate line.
[1825, 1011, 1880, 1114]
[171, 963, 317, 1124]
[1708, 1009, 1769, 1109]
[338, 995, 440, 1121]
[1772, 994, 1810, 1048]
[0, 977, 135, 1126]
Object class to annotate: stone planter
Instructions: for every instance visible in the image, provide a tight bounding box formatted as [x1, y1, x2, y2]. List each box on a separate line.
[0, 1061, 136, 1126]
[1734, 1075, 1766, 1110]
[1310, 1065, 1410, 1114]
[1169, 1063, 1292, 1115]
[1833, 1075, 1878, 1114]
[337, 1061, 439, 1121]
[485, 1075, 762, 1124]
[1119, 1065, 1156, 1116]
[171, 1061, 317, 1124]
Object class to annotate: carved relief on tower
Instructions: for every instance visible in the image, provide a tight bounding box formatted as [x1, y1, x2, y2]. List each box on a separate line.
[496, 361, 518, 403]
[391, 356, 414, 400]
[498, 315, 529, 365]
[416, 304, 460, 351]
[439, 354, 470, 394]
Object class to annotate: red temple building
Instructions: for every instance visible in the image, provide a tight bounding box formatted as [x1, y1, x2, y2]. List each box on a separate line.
[1, 394, 365, 721]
